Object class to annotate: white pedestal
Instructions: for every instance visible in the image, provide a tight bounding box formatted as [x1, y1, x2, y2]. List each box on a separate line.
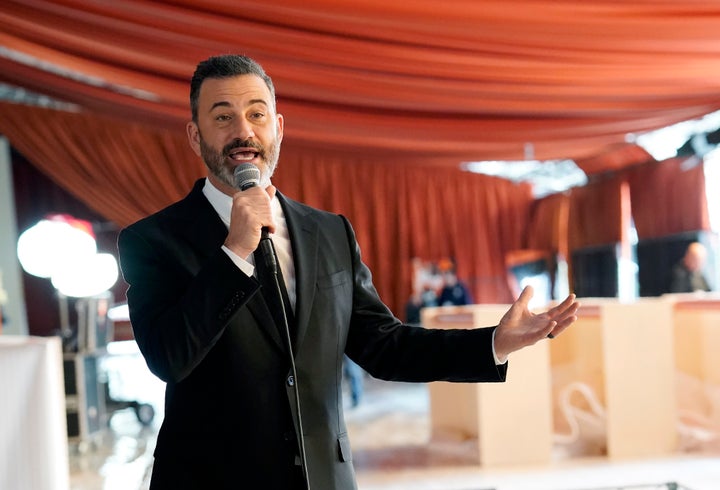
[0, 335, 70, 490]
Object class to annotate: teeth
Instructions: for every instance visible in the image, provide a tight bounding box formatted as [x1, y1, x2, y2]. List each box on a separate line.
[230, 151, 256, 161]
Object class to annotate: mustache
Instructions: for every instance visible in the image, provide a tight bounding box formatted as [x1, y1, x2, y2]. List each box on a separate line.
[223, 139, 264, 157]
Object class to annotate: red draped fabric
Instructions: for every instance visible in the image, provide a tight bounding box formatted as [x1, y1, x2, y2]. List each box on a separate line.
[2, 102, 531, 320]
[0, 102, 203, 226]
[568, 175, 631, 252]
[628, 157, 710, 239]
[528, 193, 571, 261]
[2, 1, 720, 166]
[565, 175, 631, 292]
[2, 0, 720, 322]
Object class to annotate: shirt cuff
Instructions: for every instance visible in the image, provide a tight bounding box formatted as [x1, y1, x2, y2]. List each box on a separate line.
[222, 245, 255, 277]
[491, 327, 507, 365]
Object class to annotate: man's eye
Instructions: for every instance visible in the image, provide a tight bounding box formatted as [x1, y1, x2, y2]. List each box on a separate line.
[216, 114, 232, 122]
[251, 112, 265, 119]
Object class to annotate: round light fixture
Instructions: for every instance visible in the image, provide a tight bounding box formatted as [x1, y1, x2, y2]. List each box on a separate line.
[17, 215, 119, 298]
[17, 216, 97, 279]
[50, 252, 119, 298]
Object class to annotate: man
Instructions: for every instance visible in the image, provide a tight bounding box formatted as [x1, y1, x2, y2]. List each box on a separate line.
[669, 241, 712, 293]
[118, 54, 579, 490]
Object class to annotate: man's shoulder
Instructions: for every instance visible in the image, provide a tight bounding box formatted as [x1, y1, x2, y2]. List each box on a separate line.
[123, 180, 206, 233]
[279, 192, 344, 222]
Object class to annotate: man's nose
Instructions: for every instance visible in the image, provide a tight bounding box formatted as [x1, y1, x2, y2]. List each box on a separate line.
[234, 118, 256, 140]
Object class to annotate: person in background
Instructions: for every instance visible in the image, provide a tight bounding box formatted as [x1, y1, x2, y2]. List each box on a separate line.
[404, 290, 424, 326]
[118, 54, 580, 490]
[438, 264, 473, 306]
[669, 241, 712, 293]
[342, 355, 364, 408]
[405, 258, 439, 325]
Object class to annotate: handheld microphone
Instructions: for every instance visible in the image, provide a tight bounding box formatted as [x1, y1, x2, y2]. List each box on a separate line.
[233, 164, 277, 274]
[233, 163, 261, 191]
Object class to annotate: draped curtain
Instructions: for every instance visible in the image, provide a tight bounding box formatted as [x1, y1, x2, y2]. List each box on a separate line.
[568, 175, 631, 252]
[274, 150, 533, 308]
[4, 0, 720, 322]
[527, 157, 711, 257]
[565, 175, 631, 294]
[0, 102, 203, 226]
[3, 102, 531, 326]
[627, 157, 710, 239]
[3, 1, 720, 166]
[527, 193, 571, 260]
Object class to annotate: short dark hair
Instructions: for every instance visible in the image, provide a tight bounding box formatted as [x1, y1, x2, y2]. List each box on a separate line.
[189, 54, 276, 122]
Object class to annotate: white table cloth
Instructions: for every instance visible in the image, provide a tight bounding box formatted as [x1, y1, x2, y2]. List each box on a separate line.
[0, 335, 69, 490]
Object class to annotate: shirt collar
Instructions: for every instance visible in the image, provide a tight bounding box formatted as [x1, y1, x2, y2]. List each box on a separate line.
[202, 178, 233, 226]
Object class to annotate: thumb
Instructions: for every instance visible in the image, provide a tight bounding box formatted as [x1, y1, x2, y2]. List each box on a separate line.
[265, 185, 277, 200]
[515, 285, 534, 308]
[503, 285, 534, 324]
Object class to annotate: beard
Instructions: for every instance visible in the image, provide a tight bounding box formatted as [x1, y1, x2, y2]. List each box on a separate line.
[199, 133, 281, 189]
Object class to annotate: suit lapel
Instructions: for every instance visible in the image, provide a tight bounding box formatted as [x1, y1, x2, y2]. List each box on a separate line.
[246, 292, 287, 353]
[278, 192, 318, 353]
[180, 181, 287, 353]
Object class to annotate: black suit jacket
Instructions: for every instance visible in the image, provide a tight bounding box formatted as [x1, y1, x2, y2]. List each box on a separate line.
[118, 179, 507, 490]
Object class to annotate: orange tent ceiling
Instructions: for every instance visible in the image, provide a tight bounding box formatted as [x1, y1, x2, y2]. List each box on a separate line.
[2, 0, 720, 173]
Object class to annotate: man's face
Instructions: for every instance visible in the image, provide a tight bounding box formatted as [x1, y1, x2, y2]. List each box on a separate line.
[186, 74, 284, 195]
[685, 244, 707, 272]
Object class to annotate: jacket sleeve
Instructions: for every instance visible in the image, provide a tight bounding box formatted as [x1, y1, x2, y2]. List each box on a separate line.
[340, 216, 507, 384]
[118, 223, 260, 383]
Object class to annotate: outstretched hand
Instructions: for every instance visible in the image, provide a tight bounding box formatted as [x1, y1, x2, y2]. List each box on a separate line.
[493, 286, 579, 362]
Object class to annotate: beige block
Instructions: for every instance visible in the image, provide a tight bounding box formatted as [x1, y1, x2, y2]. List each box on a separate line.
[673, 298, 720, 384]
[477, 340, 552, 466]
[424, 306, 479, 440]
[424, 305, 553, 467]
[428, 382, 480, 440]
[550, 303, 605, 405]
[601, 299, 677, 459]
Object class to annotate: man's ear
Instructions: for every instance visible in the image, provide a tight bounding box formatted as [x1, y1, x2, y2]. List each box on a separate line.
[186, 121, 202, 157]
[276, 113, 284, 144]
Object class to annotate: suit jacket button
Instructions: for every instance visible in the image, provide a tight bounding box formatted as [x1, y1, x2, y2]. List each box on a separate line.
[286, 375, 295, 387]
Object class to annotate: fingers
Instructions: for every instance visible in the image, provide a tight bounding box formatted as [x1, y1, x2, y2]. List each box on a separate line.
[554, 301, 579, 321]
[515, 285, 534, 307]
[548, 293, 576, 315]
[228, 186, 275, 242]
[546, 300, 578, 339]
[547, 314, 576, 339]
[235, 186, 274, 223]
[502, 285, 534, 325]
[545, 320, 558, 338]
[546, 295, 578, 323]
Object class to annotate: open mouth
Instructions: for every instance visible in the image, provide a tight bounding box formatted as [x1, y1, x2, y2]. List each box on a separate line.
[228, 149, 260, 161]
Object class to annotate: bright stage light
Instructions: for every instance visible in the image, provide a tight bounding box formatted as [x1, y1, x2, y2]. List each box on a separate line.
[17, 215, 119, 298]
[50, 252, 119, 298]
[16, 217, 97, 279]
